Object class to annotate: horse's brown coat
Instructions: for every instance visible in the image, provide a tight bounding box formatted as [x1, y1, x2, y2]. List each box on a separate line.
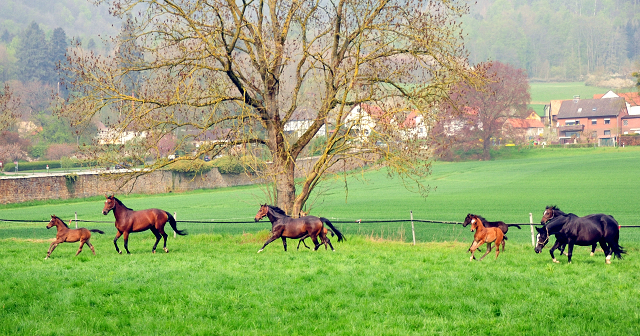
[468, 214, 504, 261]
[45, 215, 104, 259]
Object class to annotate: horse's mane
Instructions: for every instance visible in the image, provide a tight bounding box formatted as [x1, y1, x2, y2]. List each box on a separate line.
[51, 215, 69, 228]
[113, 197, 133, 210]
[267, 205, 289, 217]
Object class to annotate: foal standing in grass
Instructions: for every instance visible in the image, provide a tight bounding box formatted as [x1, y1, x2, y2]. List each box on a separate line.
[468, 214, 504, 261]
[45, 215, 104, 259]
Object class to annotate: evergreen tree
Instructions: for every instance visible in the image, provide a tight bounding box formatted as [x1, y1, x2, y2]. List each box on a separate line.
[49, 27, 68, 93]
[16, 21, 50, 83]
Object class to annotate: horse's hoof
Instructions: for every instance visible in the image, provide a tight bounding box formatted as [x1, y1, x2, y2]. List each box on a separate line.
[257, 250, 262, 253]
[153, 250, 156, 254]
[553, 259, 560, 263]
[163, 248, 169, 253]
[590, 252, 595, 257]
[118, 251, 122, 254]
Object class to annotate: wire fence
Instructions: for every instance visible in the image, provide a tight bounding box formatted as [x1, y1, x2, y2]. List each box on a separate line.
[2, 214, 639, 246]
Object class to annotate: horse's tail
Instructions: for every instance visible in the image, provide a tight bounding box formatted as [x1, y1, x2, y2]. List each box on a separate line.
[89, 229, 105, 234]
[507, 224, 522, 229]
[320, 217, 344, 242]
[166, 211, 188, 236]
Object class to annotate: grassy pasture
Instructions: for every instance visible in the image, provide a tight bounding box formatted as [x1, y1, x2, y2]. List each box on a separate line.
[2, 146, 640, 334]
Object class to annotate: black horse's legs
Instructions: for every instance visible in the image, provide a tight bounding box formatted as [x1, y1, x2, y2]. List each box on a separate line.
[599, 240, 612, 264]
[123, 231, 131, 254]
[150, 227, 162, 253]
[281, 237, 288, 252]
[113, 231, 123, 254]
[161, 230, 169, 253]
[566, 242, 575, 263]
[548, 240, 562, 263]
[591, 243, 597, 257]
[311, 235, 321, 251]
[297, 237, 311, 250]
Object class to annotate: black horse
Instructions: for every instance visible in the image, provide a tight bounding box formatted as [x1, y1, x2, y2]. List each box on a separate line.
[462, 214, 521, 251]
[540, 205, 597, 256]
[535, 210, 625, 264]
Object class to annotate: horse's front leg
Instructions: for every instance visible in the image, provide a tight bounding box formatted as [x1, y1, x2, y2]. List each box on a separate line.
[281, 237, 287, 252]
[258, 230, 282, 253]
[113, 231, 123, 254]
[549, 240, 562, 263]
[479, 242, 492, 261]
[122, 231, 131, 254]
[45, 241, 60, 259]
[590, 243, 597, 257]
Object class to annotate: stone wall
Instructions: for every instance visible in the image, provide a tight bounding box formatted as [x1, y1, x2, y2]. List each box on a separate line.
[0, 155, 371, 204]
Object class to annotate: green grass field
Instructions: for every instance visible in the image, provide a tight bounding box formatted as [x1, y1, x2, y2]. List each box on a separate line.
[2, 146, 640, 334]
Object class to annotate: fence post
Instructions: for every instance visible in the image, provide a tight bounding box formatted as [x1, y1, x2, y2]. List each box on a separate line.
[530, 212, 534, 247]
[174, 212, 177, 238]
[75, 212, 78, 229]
[410, 211, 416, 246]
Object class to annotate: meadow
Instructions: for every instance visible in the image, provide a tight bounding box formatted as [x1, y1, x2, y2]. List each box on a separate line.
[2, 146, 640, 335]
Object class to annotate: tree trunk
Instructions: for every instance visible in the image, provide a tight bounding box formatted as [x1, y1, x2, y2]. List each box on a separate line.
[482, 136, 491, 160]
[274, 155, 296, 216]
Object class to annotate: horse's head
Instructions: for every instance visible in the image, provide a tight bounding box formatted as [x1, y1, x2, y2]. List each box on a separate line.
[47, 215, 60, 229]
[469, 215, 481, 232]
[254, 204, 269, 222]
[541, 205, 562, 224]
[534, 226, 550, 253]
[103, 194, 116, 215]
[462, 214, 473, 227]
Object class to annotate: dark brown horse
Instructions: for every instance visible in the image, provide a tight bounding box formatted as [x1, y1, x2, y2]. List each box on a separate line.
[541, 205, 597, 256]
[102, 195, 187, 254]
[468, 214, 504, 261]
[45, 215, 104, 259]
[254, 204, 344, 253]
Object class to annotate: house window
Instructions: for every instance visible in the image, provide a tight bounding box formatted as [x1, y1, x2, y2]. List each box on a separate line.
[623, 120, 628, 126]
[604, 119, 610, 125]
[604, 130, 611, 136]
[565, 120, 579, 125]
[591, 119, 597, 125]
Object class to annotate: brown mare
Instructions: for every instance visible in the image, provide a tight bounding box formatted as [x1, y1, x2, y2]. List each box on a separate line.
[45, 215, 104, 259]
[468, 214, 504, 261]
[254, 204, 344, 253]
[102, 195, 187, 254]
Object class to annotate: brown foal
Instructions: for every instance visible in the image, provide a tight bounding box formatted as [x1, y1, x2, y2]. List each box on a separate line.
[45, 215, 104, 259]
[468, 214, 504, 261]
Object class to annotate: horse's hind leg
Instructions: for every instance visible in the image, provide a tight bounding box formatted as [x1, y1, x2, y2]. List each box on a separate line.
[159, 227, 169, 253]
[75, 240, 86, 256]
[150, 227, 162, 253]
[87, 241, 96, 255]
[590, 243, 597, 257]
[122, 231, 131, 254]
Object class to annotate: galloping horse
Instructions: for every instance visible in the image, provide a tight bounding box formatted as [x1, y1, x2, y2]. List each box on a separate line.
[536, 207, 625, 264]
[540, 205, 597, 256]
[254, 204, 344, 253]
[102, 195, 187, 254]
[462, 214, 520, 251]
[45, 215, 104, 259]
[467, 214, 504, 261]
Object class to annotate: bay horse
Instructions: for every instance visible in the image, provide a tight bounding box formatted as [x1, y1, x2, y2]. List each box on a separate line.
[462, 214, 520, 251]
[467, 214, 504, 261]
[45, 215, 104, 259]
[536, 208, 625, 264]
[541, 205, 597, 256]
[102, 195, 187, 254]
[254, 204, 344, 253]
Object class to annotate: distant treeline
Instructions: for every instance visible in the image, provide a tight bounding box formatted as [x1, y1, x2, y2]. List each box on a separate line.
[464, 0, 640, 81]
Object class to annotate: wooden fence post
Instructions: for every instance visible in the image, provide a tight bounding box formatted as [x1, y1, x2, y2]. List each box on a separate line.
[173, 212, 177, 238]
[410, 211, 416, 246]
[530, 212, 534, 247]
[75, 212, 78, 229]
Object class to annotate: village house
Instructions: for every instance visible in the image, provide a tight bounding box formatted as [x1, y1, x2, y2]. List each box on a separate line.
[504, 111, 545, 143]
[555, 96, 627, 146]
[594, 91, 640, 135]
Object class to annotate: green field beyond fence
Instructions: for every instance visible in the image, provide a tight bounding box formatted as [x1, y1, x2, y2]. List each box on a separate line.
[2, 147, 640, 335]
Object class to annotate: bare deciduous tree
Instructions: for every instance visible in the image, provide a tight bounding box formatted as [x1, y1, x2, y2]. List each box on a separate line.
[61, 0, 477, 215]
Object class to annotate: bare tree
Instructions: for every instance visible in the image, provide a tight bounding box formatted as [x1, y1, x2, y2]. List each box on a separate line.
[61, 0, 477, 215]
[0, 83, 19, 131]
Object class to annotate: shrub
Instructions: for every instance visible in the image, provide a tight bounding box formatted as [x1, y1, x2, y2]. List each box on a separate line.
[211, 155, 265, 174]
[165, 159, 214, 175]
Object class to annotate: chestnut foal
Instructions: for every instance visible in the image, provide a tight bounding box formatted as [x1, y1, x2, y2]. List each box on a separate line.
[468, 214, 504, 261]
[45, 215, 104, 259]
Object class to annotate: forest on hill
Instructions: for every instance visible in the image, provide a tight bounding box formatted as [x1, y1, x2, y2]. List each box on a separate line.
[464, 0, 640, 82]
